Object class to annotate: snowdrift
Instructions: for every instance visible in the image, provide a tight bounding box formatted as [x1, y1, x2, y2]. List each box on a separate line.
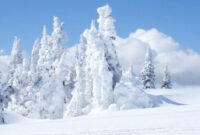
[2, 87, 198, 135]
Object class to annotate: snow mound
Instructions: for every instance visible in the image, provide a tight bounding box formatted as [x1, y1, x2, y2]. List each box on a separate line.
[114, 68, 182, 110]
[4, 110, 29, 124]
[114, 68, 155, 110]
[114, 82, 156, 110]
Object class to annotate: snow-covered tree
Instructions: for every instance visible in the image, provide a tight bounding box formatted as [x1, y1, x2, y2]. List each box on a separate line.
[0, 84, 15, 124]
[37, 25, 52, 74]
[7, 37, 31, 115]
[161, 65, 172, 89]
[97, 4, 121, 89]
[8, 37, 27, 90]
[66, 4, 122, 112]
[30, 39, 40, 80]
[65, 38, 86, 116]
[9, 53, 31, 116]
[51, 16, 67, 60]
[83, 20, 113, 109]
[56, 52, 75, 106]
[82, 16, 121, 111]
[36, 17, 67, 119]
[97, 4, 116, 39]
[8, 37, 24, 85]
[10, 37, 24, 67]
[140, 48, 155, 89]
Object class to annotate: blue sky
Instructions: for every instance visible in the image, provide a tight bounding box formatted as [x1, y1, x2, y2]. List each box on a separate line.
[0, 0, 200, 54]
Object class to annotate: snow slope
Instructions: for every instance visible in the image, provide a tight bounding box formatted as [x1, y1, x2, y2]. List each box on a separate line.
[1, 86, 200, 135]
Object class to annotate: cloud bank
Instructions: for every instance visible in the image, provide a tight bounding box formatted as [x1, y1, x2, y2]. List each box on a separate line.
[115, 28, 200, 86]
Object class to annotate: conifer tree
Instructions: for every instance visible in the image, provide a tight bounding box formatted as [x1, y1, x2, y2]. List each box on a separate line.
[30, 39, 40, 80]
[7, 37, 29, 114]
[36, 17, 67, 119]
[97, 4, 121, 89]
[140, 48, 155, 89]
[8, 37, 24, 86]
[0, 81, 15, 124]
[161, 65, 172, 89]
[65, 38, 86, 116]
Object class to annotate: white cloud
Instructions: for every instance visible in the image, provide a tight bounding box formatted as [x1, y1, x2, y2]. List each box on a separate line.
[115, 28, 200, 86]
[0, 50, 4, 55]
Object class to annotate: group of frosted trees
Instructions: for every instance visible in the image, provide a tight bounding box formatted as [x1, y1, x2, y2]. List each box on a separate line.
[140, 48, 172, 89]
[0, 4, 123, 120]
[0, 4, 172, 123]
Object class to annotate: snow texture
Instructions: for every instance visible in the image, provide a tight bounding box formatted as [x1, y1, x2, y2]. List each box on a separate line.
[1, 87, 200, 135]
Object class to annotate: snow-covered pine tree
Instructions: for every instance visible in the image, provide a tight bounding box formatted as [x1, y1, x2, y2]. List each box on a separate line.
[140, 48, 155, 89]
[7, 37, 31, 114]
[56, 52, 75, 106]
[51, 16, 67, 61]
[8, 37, 24, 86]
[65, 36, 86, 116]
[37, 25, 52, 74]
[77, 5, 122, 111]
[83, 20, 114, 109]
[17, 39, 42, 118]
[36, 17, 67, 119]
[161, 65, 172, 89]
[83, 12, 122, 110]
[97, 4, 121, 89]
[30, 39, 40, 85]
[10, 37, 24, 67]
[97, 4, 116, 39]
[0, 83, 16, 124]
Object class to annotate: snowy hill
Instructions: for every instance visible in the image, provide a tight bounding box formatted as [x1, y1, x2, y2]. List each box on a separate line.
[1, 86, 200, 135]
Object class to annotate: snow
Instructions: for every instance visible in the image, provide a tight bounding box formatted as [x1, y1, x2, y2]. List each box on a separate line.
[0, 4, 200, 135]
[1, 86, 200, 135]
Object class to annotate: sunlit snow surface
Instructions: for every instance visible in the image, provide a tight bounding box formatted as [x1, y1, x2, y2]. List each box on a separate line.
[1, 86, 200, 135]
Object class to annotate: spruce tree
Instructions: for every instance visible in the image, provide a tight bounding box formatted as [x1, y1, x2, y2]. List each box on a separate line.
[0, 81, 15, 124]
[65, 38, 86, 116]
[36, 17, 67, 119]
[8, 37, 24, 86]
[7, 37, 30, 115]
[140, 48, 155, 89]
[30, 39, 40, 82]
[161, 65, 172, 89]
[97, 4, 121, 89]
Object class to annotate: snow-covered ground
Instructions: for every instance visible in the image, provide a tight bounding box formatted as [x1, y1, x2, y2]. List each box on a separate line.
[1, 86, 200, 135]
